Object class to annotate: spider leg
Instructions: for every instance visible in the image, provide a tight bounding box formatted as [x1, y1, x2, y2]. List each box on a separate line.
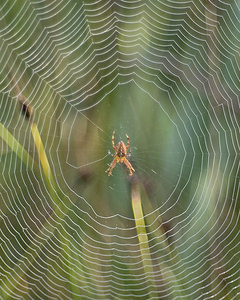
[123, 157, 135, 176]
[126, 134, 130, 151]
[125, 147, 132, 158]
[106, 157, 117, 176]
[107, 150, 114, 157]
[112, 130, 116, 152]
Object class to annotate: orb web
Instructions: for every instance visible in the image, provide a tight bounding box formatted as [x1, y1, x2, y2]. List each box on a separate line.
[0, 0, 240, 299]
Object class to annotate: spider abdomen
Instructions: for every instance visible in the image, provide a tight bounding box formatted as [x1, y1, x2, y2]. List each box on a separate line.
[117, 141, 127, 157]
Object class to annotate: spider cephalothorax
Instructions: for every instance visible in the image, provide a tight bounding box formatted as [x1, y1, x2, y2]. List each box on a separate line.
[106, 131, 135, 176]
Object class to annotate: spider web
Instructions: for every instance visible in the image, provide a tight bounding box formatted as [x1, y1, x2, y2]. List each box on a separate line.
[0, 0, 240, 299]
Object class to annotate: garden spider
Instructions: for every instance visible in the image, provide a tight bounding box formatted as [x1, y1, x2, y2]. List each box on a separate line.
[106, 131, 135, 176]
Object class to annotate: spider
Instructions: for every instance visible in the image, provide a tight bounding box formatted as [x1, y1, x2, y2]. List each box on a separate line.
[106, 131, 135, 176]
